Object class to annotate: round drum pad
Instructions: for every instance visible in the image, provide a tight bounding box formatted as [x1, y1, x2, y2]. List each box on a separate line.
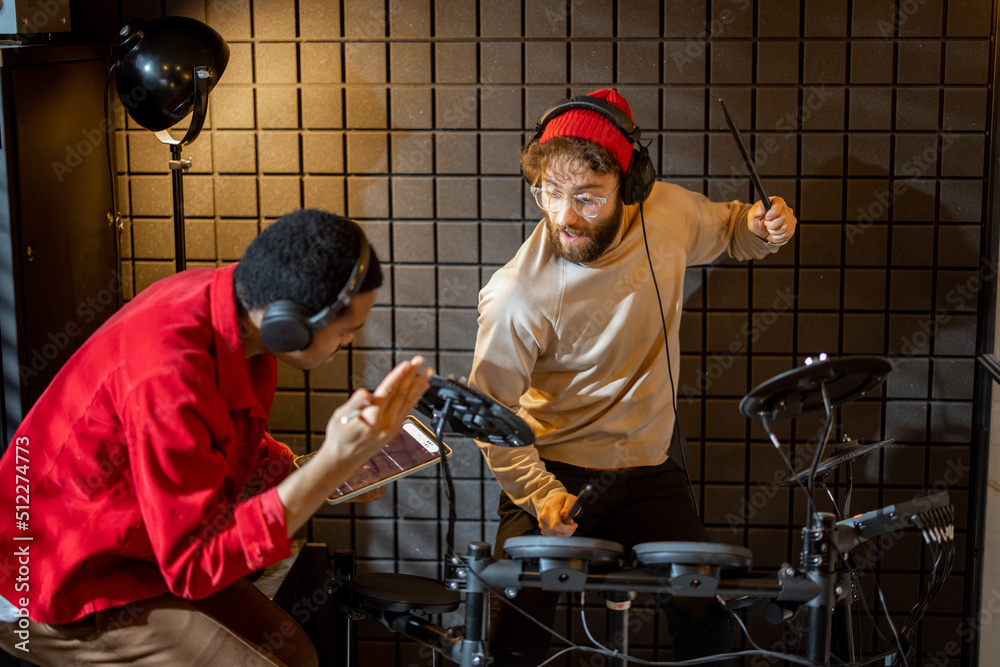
[347, 573, 461, 614]
[633, 542, 753, 571]
[504, 536, 624, 567]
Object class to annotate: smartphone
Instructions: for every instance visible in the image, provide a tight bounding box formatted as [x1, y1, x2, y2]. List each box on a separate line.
[293, 416, 452, 504]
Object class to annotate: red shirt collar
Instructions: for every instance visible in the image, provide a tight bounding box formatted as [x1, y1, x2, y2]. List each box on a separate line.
[210, 263, 274, 419]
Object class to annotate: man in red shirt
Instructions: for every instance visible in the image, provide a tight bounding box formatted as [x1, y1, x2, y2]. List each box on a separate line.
[0, 209, 432, 666]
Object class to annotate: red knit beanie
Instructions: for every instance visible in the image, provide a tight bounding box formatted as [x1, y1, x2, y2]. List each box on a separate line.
[539, 89, 635, 173]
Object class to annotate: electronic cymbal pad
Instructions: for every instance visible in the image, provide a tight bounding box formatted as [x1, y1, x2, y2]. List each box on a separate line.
[416, 375, 535, 447]
[739, 355, 893, 421]
[772, 437, 894, 487]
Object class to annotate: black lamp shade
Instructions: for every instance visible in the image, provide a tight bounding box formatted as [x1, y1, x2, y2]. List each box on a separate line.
[113, 16, 229, 132]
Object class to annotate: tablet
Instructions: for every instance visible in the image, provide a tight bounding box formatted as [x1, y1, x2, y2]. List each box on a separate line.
[293, 416, 452, 504]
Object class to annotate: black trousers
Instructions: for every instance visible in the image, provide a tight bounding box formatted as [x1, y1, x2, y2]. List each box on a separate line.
[489, 457, 734, 666]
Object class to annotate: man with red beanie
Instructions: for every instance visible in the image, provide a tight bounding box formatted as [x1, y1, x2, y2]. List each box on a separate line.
[469, 89, 796, 664]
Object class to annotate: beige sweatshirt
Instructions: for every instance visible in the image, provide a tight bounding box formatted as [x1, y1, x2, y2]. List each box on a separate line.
[469, 181, 782, 517]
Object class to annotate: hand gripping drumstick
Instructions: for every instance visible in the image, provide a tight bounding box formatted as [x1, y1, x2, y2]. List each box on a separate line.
[719, 98, 771, 208]
[562, 483, 597, 524]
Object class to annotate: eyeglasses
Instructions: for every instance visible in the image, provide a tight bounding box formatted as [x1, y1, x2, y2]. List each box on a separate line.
[530, 183, 620, 219]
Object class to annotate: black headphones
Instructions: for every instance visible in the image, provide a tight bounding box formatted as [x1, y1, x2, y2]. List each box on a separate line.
[527, 95, 657, 206]
[258, 235, 371, 353]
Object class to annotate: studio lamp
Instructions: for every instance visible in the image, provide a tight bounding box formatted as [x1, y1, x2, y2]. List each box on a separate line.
[112, 16, 229, 272]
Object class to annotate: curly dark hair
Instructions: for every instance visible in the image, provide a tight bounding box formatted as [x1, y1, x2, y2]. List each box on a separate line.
[233, 209, 383, 313]
[520, 135, 621, 185]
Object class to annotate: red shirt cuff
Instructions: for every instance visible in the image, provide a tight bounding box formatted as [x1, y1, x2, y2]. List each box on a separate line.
[235, 487, 291, 569]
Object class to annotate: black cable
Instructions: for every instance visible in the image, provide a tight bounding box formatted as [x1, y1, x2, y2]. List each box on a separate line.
[841, 553, 893, 645]
[432, 401, 458, 558]
[805, 382, 835, 527]
[638, 202, 698, 516]
[447, 550, 915, 667]
[875, 574, 911, 667]
[761, 413, 813, 502]
[104, 62, 123, 307]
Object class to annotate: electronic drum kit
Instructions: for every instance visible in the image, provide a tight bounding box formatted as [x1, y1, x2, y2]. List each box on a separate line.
[329, 358, 956, 667]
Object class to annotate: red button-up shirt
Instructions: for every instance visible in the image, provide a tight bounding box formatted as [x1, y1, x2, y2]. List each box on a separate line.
[0, 264, 293, 624]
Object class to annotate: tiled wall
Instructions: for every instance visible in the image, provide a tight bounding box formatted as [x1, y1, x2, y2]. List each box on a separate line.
[112, 0, 991, 664]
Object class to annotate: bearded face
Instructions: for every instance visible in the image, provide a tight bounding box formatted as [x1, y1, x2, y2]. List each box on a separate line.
[537, 159, 624, 265]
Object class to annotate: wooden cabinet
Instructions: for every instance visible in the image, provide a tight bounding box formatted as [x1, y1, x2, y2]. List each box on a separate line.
[0, 43, 118, 447]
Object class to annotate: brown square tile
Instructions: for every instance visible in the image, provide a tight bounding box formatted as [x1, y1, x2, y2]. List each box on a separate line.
[215, 175, 258, 217]
[214, 131, 257, 172]
[211, 86, 256, 129]
[302, 86, 343, 129]
[216, 219, 259, 260]
[259, 176, 301, 217]
[303, 175, 346, 214]
[257, 86, 299, 129]
[130, 175, 172, 216]
[303, 132, 344, 173]
[208, 0, 251, 39]
[298, 0, 341, 38]
[258, 131, 300, 173]
[347, 176, 390, 218]
[255, 42, 298, 84]
[300, 43, 341, 84]
[253, 1, 297, 39]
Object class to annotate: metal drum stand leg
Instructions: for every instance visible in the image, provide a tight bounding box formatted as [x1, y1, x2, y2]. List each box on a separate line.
[452, 542, 492, 667]
[802, 513, 839, 665]
[599, 590, 636, 667]
[331, 550, 358, 667]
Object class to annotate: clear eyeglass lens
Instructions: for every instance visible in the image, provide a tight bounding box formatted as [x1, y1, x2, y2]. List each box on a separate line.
[575, 197, 601, 217]
[532, 188, 602, 218]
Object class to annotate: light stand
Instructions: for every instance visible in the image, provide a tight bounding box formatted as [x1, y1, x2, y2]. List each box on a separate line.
[111, 16, 228, 272]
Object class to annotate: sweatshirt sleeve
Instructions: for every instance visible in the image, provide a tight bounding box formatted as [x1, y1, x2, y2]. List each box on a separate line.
[125, 371, 291, 600]
[469, 271, 567, 518]
[678, 187, 781, 265]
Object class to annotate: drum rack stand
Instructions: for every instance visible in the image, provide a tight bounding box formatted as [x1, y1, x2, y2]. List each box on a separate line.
[328, 486, 950, 667]
[325, 360, 953, 666]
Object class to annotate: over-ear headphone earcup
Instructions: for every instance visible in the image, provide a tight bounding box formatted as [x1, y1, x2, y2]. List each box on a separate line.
[259, 300, 316, 352]
[631, 144, 656, 205]
[620, 144, 656, 206]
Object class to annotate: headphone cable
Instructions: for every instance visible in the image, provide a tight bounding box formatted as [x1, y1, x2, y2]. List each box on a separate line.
[638, 201, 699, 517]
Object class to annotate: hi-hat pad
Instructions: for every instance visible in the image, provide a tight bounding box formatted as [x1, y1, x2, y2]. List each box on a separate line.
[773, 438, 894, 487]
[416, 375, 535, 447]
[739, 355, 893, 420]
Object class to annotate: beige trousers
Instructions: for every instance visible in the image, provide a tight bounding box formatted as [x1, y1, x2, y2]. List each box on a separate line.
[0, 577, 318, 667]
